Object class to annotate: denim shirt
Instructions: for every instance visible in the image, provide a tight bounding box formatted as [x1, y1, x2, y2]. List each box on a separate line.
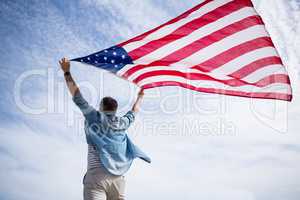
[72, 92, 151, 176]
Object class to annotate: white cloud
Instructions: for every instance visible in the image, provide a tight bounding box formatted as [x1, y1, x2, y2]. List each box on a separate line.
[81, 0, 171, 40]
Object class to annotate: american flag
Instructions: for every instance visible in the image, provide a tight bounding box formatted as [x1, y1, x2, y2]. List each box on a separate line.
[72, 0, 292, 101]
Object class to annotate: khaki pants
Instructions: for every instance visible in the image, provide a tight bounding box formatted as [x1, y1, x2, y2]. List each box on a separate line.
[83, 168, 125, 200]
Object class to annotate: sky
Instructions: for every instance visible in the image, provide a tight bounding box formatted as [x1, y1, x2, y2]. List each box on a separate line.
[0, 0, 300, 199]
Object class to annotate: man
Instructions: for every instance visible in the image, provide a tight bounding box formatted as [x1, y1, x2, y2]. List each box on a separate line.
[59, 58, 151, 200]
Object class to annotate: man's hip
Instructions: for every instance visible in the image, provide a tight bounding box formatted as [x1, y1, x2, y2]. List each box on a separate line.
[83, 168, 125, 200]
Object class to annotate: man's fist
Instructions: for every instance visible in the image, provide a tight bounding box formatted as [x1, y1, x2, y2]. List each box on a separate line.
[59, 57, 70, 73]
[138, 89, 144, 97]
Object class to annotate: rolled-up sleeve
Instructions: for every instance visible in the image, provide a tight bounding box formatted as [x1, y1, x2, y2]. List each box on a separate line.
[72, 91, 98, 122]
[121, 111, 135, 129]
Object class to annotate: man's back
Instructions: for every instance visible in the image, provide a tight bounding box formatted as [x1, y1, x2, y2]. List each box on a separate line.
[59, 57, 150, 200]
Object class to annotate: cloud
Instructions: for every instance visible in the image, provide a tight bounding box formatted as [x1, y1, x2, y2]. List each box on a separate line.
[0, 122, 86, 200]
[81, 0, 171, 40]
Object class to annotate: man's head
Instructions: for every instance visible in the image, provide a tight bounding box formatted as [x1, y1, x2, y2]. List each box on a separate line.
[100, 96, 118, 113]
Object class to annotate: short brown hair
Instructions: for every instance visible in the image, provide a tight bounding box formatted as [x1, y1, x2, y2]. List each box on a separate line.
[100, 97, 118, 112]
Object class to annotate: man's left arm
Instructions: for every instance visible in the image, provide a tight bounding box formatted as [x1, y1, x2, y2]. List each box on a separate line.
[121, 89, 144, 129]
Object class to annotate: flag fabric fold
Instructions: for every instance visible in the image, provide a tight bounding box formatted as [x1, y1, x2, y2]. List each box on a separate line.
[71, 0, 292, 101]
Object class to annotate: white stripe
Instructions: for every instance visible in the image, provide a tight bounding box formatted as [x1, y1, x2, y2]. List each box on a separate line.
[119, 25, 269, 78]
[133, 7, 257, 65]
[169, 25, 269, 69]
[123, 0, 234, 52]
[126, 64, 287, 85]
[212, 47, 279, 75]
[242, 64, 287, 83]
[126, 66, 230, 82]
[136, 75, 292, 94]
[117, 63, 137, 76]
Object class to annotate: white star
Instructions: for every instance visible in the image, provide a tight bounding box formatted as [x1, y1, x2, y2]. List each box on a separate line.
[104, 50, 108, 53]
[87, 57, 90, 60]
[111, 60, 115, 64]
[95, 60, 98, 63]
[95, 54, 99, 57]
[104, 57, 107, 60]
[114, 65, 118, 68]
[122, 55, 126, 59]
[80, 59, 83, 62]
[113, 52, 117, 56]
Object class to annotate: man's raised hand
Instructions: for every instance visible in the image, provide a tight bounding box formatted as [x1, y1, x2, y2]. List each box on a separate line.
[138, 89, 144, 98]
[132, 88, 145, 113]
[59, 57, 79, 96]
[59, 57, 70, 73]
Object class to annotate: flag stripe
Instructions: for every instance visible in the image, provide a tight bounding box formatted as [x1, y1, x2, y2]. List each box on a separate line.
[229, 56, 283, 79]
[137, 76, 291, 94]
[123, 66, 229, 81]
[127, 0, 252, 61]
[131, 7, 258, 66]
[122, 24, 268, 79]
[212, 46, 279, 75]
[132, 69, 290, 87]
[153, 25, 269, 71]
[125, 62, 287, 84]
[193, 36, 273, 72]
[242, 64, 286, 82]
[121, 14, 262, 79]
[141, 81, 292, 101]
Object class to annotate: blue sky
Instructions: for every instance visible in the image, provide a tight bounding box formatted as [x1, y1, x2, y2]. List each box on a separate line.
[0, 0, 300, 199]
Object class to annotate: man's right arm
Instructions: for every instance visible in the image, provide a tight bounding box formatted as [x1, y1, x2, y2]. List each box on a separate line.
[59, 58, 79, 97]
[59, 57, 97, 121]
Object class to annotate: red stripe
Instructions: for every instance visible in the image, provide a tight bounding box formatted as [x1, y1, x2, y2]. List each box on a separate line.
[193, 37, 274, 72]
[229, 56, 283, 79]
[133, 70, 290, 87]
[118, 0, 214, 47]
[255, 74, 291, 86]
[141, 81, 292, 101]
[128, 0, 253, 61]
[122, 15, 263, 79]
